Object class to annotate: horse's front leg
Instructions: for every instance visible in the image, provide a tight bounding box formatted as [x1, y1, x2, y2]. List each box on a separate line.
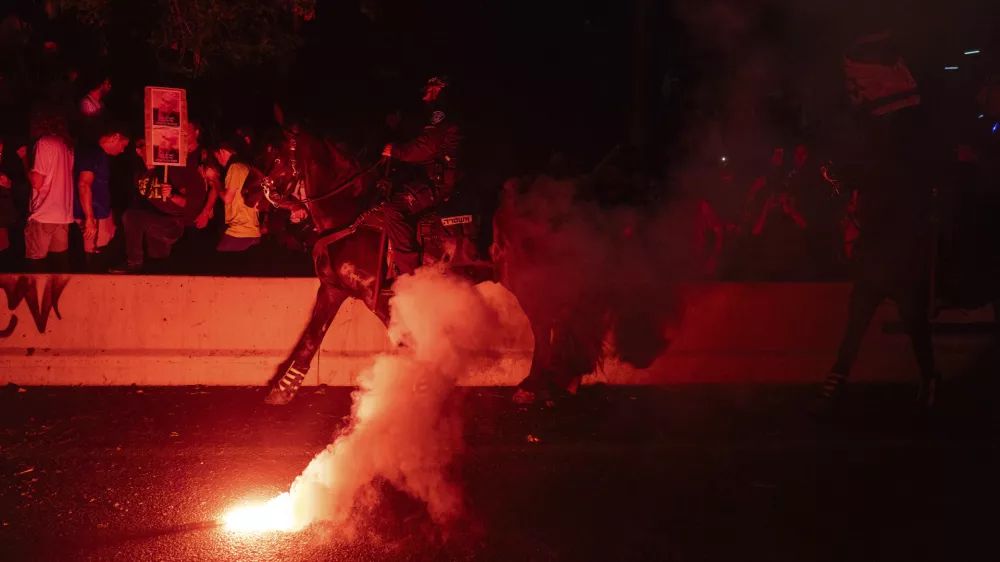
[265, 283, 347, 405]
[512, 312, 555, 405]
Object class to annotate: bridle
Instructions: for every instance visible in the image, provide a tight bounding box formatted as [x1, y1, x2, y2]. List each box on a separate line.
[261, 134, 303, 208]
[260, 132, 388, 210]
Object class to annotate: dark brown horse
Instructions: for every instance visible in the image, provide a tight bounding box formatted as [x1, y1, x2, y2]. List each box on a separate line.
[256, 116, 669, 406]
[253, 118, 401, 404]
[255, 117, 534, 405]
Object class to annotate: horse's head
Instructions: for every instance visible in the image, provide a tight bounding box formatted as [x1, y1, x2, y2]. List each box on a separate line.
[254, 124, 306, 211]
[254, 105, 377, 229]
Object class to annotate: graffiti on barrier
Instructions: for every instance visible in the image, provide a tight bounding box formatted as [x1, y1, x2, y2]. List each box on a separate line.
[0, 275, 70, 338]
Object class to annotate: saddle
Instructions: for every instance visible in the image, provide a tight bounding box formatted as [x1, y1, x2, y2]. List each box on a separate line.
[417, 209, 482, 269]
[312, 191, 491, 287]
[385, 199, 486, 279]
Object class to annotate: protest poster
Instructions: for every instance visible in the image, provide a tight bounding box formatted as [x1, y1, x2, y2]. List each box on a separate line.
[144, 86, 188, 168]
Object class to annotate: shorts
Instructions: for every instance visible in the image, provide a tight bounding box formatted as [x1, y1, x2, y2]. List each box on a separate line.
[216, 234, 260, 252]
[25, 220, 69, 260]
[75, 217, 117, 253]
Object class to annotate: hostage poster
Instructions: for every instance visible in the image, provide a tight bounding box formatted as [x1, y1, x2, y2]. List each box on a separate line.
[144, 86, 188, 167]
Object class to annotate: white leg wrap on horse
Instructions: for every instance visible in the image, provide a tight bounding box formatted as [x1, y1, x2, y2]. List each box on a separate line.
[278, 365, 307, 392]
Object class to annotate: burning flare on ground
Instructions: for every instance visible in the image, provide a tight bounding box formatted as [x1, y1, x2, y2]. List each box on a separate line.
[222, 493, 297, 532]
[221, 268, 502, 534]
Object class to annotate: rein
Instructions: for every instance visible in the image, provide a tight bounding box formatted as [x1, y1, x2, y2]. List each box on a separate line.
[298, 157, 387, 204]
[263, 154, 387, 208]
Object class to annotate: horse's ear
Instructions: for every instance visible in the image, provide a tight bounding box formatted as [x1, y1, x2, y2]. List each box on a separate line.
[273, 103, 285, 127]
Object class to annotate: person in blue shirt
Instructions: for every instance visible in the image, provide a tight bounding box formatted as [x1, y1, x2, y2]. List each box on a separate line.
[74, 121, 130, 269]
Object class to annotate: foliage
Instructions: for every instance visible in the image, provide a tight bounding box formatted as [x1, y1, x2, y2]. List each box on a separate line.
[53, 0, 317, 77]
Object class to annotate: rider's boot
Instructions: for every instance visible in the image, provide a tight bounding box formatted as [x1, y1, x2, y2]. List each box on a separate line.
[264, 362, 309, 405]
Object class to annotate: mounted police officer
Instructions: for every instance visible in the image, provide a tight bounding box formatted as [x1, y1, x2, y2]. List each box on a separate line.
[380, 76, 462, 275]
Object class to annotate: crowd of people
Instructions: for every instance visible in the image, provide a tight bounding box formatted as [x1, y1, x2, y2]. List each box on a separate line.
[0, 80, 317, 276]
[687, 142, 862, 282]
[0, 8, 985, 289]
[0, 98, 943, 284]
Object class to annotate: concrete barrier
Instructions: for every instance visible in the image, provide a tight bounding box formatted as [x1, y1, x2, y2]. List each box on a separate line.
[1, 274, 994, 386]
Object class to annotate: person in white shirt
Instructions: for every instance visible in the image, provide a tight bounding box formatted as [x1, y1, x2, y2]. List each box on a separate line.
[79, 76, 111, 118]
[26, 127, 75, 271]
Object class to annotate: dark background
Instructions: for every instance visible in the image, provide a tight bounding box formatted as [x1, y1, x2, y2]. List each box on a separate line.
[5, 0, 1000, 184]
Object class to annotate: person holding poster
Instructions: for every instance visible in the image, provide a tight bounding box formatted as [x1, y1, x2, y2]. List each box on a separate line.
[110, 144, 187, 274]
[110, 121, 213, 274]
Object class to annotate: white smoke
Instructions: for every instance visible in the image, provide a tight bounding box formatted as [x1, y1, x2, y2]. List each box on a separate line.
[283, 267, 502, 530]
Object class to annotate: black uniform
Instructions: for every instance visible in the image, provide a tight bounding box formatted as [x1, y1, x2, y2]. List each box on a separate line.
[828, 107, 938, 384]
[815, 31, 943, 408]
[383, 108, 461, 275]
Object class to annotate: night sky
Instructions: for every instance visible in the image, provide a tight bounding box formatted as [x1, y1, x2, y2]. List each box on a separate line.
[5, 0, 1000, 177]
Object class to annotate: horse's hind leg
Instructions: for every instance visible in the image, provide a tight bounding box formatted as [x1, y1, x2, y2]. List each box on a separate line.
[512, 312, 555, 404]
[265, 282, 348, 405]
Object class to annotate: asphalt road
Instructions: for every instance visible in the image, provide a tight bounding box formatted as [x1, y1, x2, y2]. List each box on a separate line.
[1, 380, 998, 562]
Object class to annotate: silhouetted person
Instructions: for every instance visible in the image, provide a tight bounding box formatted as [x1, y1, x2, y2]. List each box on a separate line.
[816, 31, 940, 413]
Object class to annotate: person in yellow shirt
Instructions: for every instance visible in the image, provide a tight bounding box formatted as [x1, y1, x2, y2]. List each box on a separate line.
[211, 140, 260, 252]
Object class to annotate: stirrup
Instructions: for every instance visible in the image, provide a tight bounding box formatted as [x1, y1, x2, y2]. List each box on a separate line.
[264, 364, 308, 405]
